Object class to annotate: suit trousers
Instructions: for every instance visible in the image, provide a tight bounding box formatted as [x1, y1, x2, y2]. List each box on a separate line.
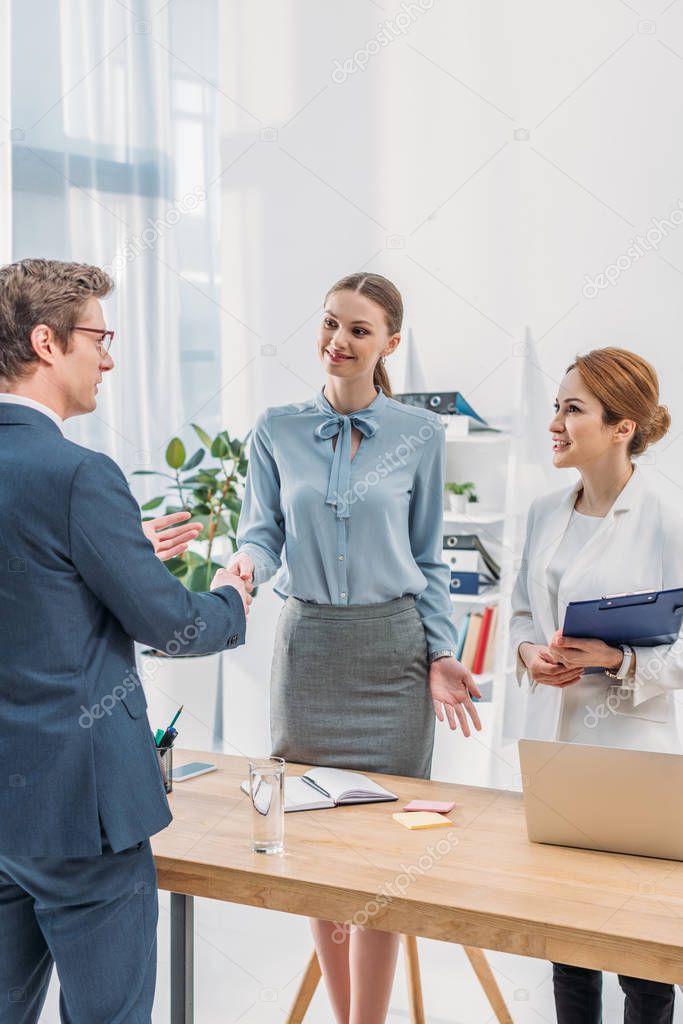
[552, 962, 675, 1024]
[0, 832, 158, 1023]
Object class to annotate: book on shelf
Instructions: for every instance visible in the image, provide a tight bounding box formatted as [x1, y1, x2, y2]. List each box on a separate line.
[483, 606, 499, 673]
[472, 605, 495, 674]
[455, 612, 470, 661]
[460, 612, 482, 669]
[457, 604, 499, 674]
[241, 766, 398, 814]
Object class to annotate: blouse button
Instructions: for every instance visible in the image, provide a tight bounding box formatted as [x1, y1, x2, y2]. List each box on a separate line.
[338, 554, 344, 561]
[340, 591, 347, 599]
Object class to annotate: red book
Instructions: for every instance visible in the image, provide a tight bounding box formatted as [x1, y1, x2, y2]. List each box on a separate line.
[472, 605, 494, 675]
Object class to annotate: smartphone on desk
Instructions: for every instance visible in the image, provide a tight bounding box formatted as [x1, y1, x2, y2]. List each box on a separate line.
[171, 761, 217, 782]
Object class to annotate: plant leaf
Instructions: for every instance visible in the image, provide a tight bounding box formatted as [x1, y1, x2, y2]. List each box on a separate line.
[141, 496, 165, 511]
[210, 434, 230, 459]
[130, 470, 176, 479]
[191, 423, 212, 448]
[225, 493, 242, 513]
[166, 438, 186, 469]
[165, 557, 188, 577]
[181, 448, 205, 472]
[187, 560, 224, 593]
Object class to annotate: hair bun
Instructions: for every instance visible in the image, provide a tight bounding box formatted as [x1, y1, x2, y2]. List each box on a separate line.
[647, 404, 671, 444]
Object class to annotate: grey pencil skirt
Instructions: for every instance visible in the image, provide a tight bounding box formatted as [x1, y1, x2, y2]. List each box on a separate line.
[270, 595, 434, 780]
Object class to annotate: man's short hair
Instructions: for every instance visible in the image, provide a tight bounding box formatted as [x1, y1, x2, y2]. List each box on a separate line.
[0, 259, 114, 387]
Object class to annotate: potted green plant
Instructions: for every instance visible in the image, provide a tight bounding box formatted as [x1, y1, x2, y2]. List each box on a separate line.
[131, 422, 251, 753]
[132, 422, 251, 593]
[445, 481, 478, 514]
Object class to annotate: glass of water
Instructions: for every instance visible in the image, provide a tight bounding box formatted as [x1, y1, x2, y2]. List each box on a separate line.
[248, 757, 285, 854]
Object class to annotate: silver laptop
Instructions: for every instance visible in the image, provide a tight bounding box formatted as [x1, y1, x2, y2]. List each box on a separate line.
[519, 739, 683, 861]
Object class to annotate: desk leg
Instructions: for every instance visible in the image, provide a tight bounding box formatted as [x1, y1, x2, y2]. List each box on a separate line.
[463, 947, 513, 1024]
[170, 893, 194, 1024]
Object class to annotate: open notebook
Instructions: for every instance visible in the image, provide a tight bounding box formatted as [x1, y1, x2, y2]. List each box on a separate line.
[241, 766, 397, 813]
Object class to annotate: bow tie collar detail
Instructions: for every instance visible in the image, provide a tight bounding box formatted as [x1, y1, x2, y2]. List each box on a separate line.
[314, 388, 384, 519]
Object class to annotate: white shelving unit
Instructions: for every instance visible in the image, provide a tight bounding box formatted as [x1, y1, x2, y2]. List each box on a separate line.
[443, 510, 505, 525]
[431, 421, 523, 785]
[450, 590, 499, 605]
[442, 426, 520, 701]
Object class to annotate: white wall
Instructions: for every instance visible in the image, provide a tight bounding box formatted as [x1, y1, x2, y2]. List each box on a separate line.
[217, 0, 683, 757]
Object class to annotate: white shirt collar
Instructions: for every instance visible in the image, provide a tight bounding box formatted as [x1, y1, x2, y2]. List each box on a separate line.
[0, 394, 65, 434]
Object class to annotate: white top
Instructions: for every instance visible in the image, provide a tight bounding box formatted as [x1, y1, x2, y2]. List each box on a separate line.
[547, 508, 603, 624]
[547, 508, 622, 745]
[0, 394, 64, 433]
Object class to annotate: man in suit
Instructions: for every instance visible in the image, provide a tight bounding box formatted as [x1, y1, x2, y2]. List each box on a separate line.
[0, 259, 250, 1022]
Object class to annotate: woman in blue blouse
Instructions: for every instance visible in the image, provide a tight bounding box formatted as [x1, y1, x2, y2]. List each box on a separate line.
[228, 273, 481, 1024]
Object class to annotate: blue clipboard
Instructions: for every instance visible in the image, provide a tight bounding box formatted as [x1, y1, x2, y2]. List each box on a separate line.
[562, 587, 683, 646]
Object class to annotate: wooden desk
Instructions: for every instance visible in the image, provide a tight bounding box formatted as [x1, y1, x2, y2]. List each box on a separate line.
[153, 752, 683, 1023]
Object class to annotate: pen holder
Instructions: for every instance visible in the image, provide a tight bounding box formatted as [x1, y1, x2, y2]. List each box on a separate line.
[156, 745, 173, 794]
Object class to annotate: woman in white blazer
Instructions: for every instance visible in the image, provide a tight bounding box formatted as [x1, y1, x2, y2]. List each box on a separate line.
[510, 347, 681, 1024]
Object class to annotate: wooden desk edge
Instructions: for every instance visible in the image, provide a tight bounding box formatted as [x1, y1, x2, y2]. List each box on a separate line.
[154, 856, 683, 985]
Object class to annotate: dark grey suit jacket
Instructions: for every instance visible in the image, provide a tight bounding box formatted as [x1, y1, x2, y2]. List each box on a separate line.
[0, 403, 246, 856]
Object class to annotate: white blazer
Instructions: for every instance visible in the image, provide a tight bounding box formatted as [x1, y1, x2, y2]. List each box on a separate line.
[510, 465, 683, 751]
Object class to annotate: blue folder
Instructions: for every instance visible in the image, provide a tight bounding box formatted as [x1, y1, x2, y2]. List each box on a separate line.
[562, 587, 683, 646]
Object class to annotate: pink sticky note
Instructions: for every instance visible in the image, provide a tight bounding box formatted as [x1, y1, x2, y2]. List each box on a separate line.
[402, 799, 456, 814]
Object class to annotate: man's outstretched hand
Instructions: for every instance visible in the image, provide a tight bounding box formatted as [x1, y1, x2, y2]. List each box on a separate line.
[143, 511, 203, 561]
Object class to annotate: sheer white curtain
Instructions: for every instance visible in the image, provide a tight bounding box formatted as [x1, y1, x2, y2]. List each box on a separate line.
[10, 0, 222, 472]
[0, 0, 10, 264]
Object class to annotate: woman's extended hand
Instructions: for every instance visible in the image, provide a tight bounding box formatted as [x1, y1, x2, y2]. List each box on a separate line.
[143, 511, 203, 561]
[429, 658, 482, 736]
[519, 641, 584, 687]
[210, 569, 252, 616]
[548, 630, 622, 672]
[225, 551, 255, 595]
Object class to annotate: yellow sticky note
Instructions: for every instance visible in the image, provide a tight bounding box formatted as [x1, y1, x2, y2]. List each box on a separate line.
[393, 812, 452, 830]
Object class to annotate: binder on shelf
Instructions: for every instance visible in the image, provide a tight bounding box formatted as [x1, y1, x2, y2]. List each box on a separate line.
[443, 548, 479, 574]
[443, 533, 500, 580]
[449, 572, 480, 595]
[395, 390, 489, 425]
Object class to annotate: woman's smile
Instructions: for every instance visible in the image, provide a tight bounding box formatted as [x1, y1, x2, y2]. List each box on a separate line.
[325, 348, 355, 363]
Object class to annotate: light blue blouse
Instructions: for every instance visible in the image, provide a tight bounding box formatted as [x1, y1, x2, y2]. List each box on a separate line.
[236, 386, 458, 655]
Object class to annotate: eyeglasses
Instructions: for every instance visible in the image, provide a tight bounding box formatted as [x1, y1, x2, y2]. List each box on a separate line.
[72, 326, 115, 355]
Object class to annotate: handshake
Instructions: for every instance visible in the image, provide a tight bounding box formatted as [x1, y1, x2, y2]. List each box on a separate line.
[210, 552, 255, 619]
[143, 510, 255, 620]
